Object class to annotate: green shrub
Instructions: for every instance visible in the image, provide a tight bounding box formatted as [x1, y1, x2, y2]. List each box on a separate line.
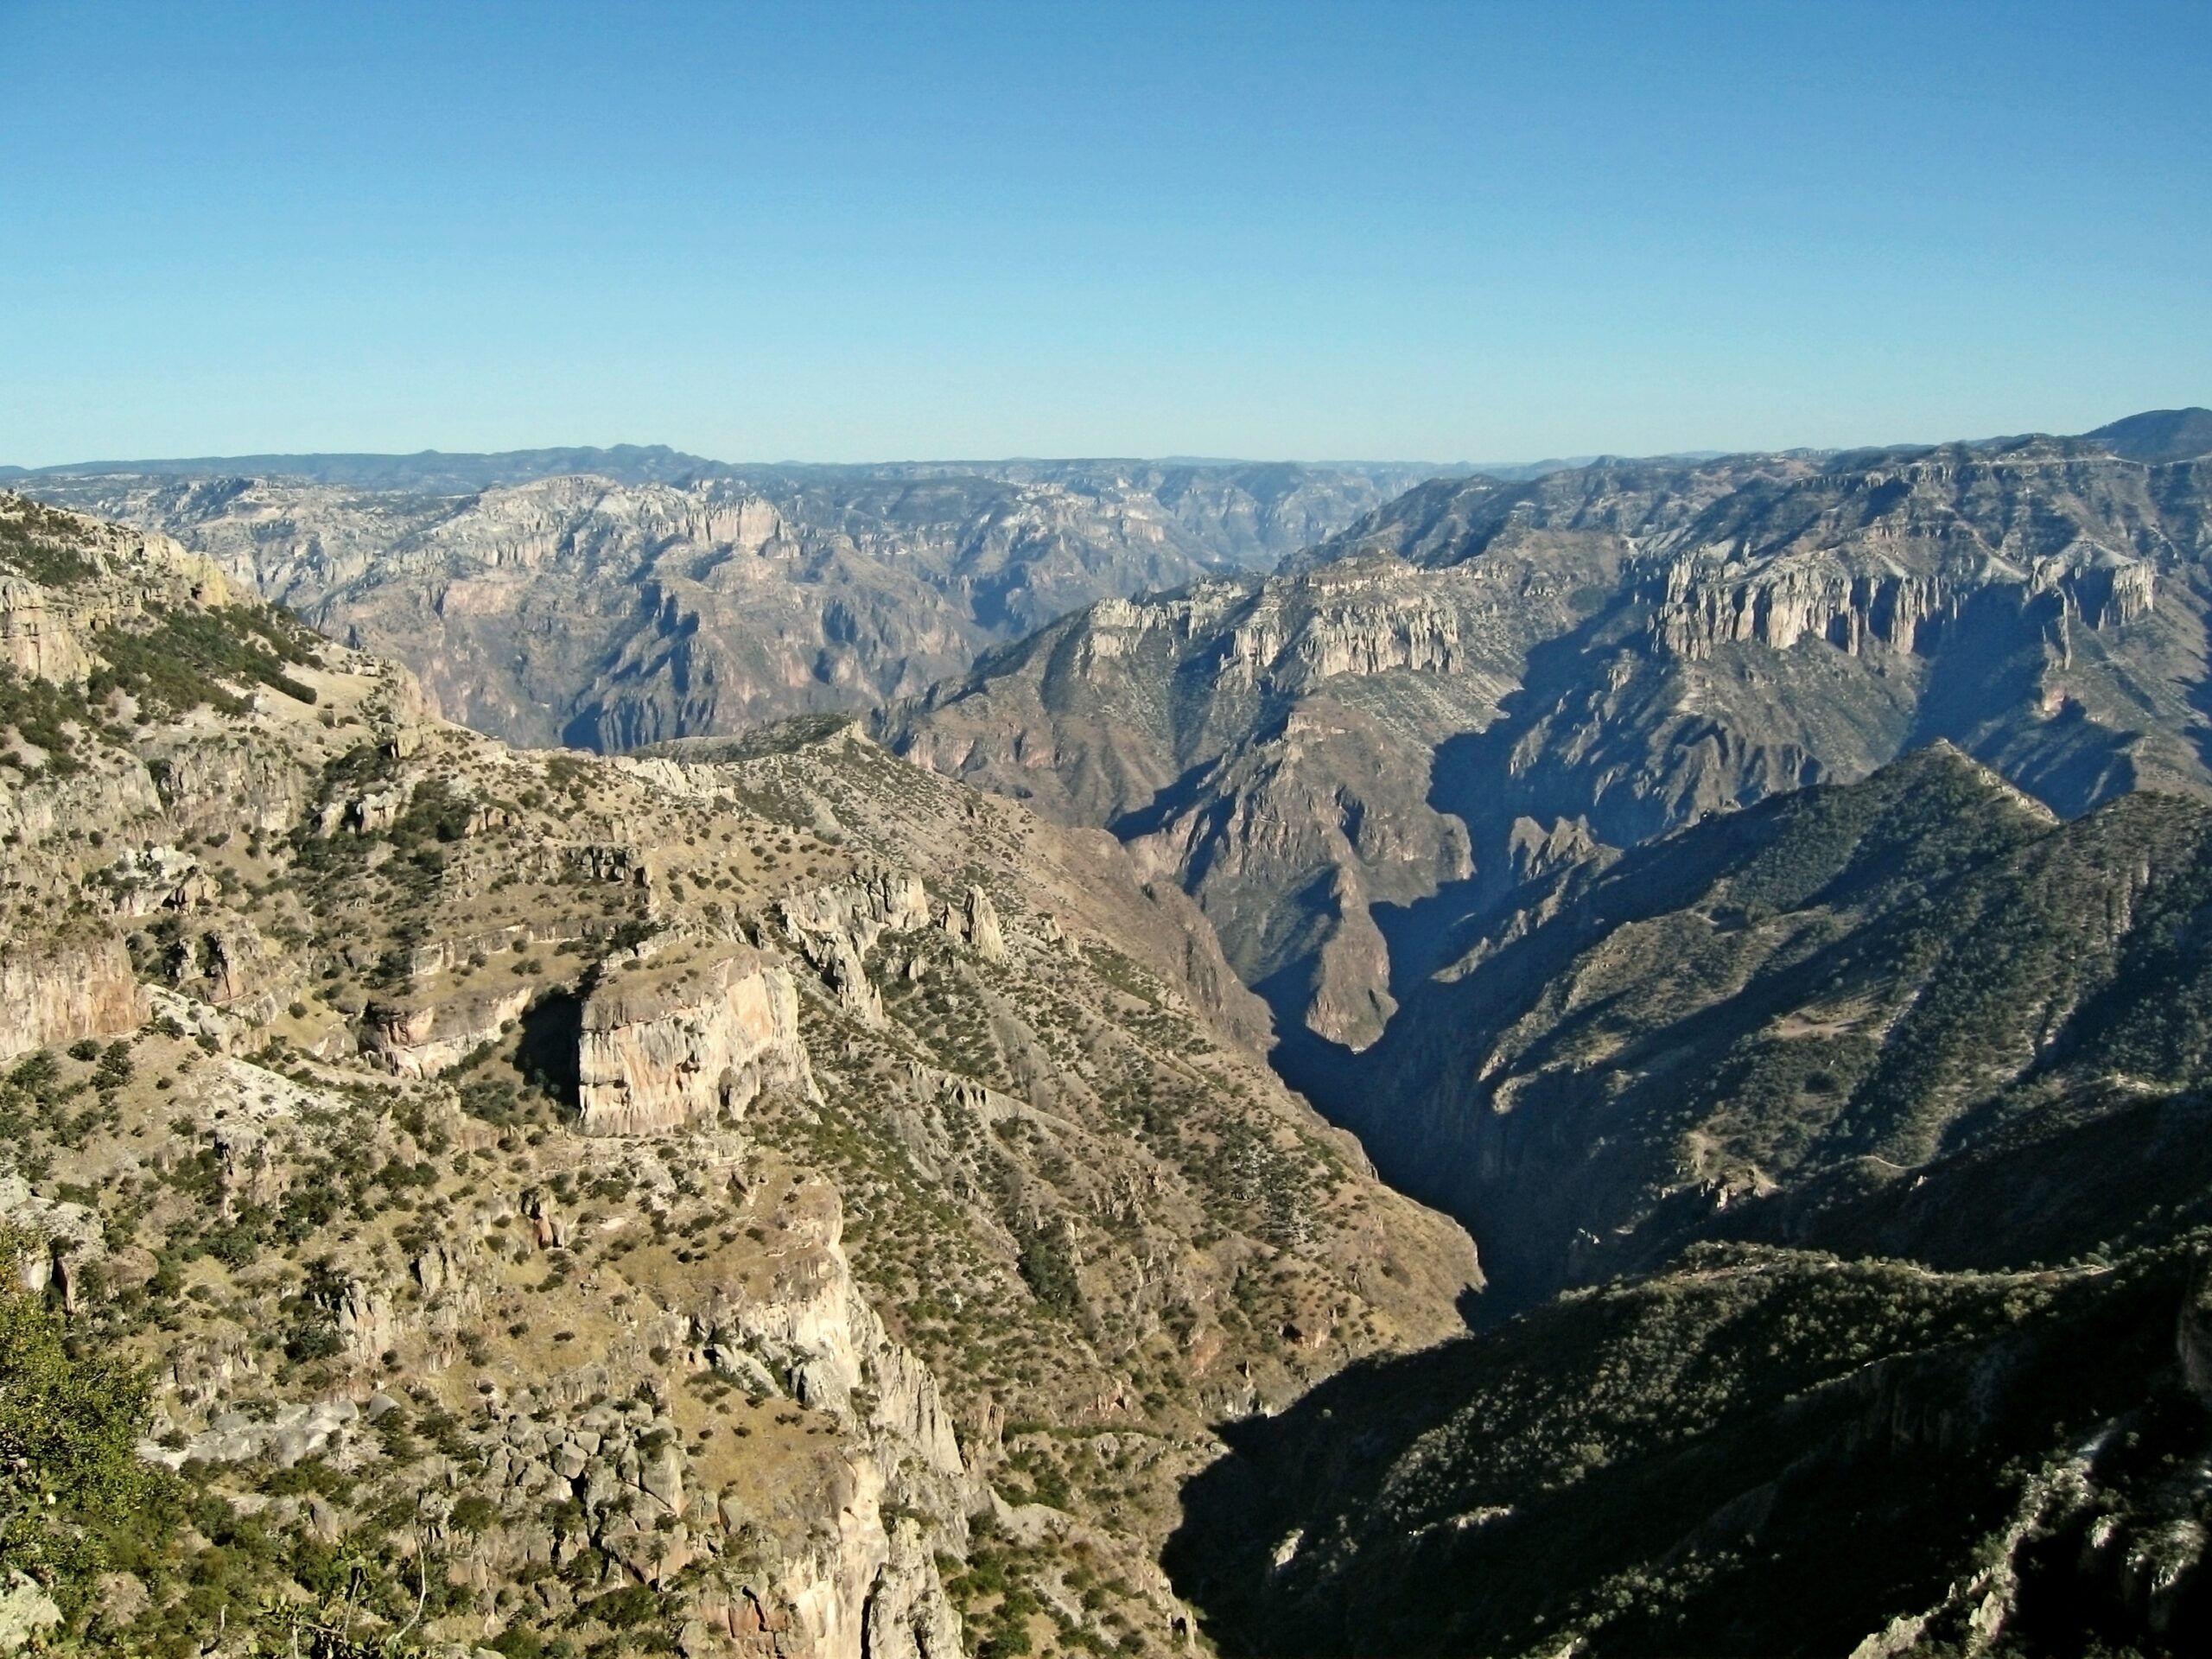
[0, 1230, 168, 1616]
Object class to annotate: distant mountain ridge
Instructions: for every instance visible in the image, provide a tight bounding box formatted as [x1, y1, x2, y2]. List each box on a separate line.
[1344, 745, 2212, 1300]
[16, 457, 1440, 747]
[2088, 404, 2212, 463]
[2, 447, 1440, 494]
[0, 443, 728, 492]
[13, 406, 2200, 490]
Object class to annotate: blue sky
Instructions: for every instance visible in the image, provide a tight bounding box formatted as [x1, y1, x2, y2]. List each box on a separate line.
[3, 0, 2205, 464]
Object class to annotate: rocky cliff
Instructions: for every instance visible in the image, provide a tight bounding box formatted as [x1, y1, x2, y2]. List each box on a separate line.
[0, 935, 145, 1063]
[577, 944, 811, 1135]
[888, 424, 2212, 1054]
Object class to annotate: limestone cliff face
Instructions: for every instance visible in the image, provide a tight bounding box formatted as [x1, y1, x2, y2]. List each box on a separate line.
[0, 575, 91, 680]
[142, 1087, 969, 1659]
[1652, 537, 2158, 661]
[0, 936, 144, 1062]
[1218, 574, 1473, 696]
[577, 944, 812, 1135]
[674, 1468, 962, 1659]
[0, 747, 167, 847]
[0, 1173, 105, 1310]
[302, 1166, 966, 1659]
[892, 559, 1530, 1047]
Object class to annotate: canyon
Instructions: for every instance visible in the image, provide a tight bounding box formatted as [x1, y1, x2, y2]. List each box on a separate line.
[21, 456, 1431, 752]
[887, 420, 2212, 1055]
[8, 408, 2212, 1657]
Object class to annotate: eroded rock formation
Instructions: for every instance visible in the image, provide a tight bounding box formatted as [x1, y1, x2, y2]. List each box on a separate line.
[577, 944, 812, 1135]
[0, 936, 145, 1062]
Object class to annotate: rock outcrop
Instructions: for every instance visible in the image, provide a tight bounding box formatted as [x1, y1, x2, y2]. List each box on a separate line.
[694, 1178, 966, 1488]
[0, 935, 144, 1062]
[361, 982, 536, 1077]
[777, 866, 934, 1022]
[577, 944, 811, 1135]
[0, 1173, 104, 1310]
[940, 886, 1007, 963]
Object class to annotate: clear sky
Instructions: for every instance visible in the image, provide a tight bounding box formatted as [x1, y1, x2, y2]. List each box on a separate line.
[3, 0, 2206, 466]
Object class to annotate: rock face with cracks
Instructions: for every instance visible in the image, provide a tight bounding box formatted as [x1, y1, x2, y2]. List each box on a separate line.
[0, 936, 145, 1063]
[577, 943, 812, 1135]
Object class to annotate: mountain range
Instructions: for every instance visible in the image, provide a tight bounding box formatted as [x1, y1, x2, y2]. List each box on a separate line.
[5, 409, 2212, 1657]
[887, 413, 2212, 1055]
[16, 458, 1435, 749]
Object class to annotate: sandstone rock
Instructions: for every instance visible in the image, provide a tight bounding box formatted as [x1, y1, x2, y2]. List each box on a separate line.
[100, 842, 217, 917]
[862, 1516, 966, 1659]
[145, 1397, 359, 1471]
[957, 886, 1007, 963]
[0, 748, 167, 849]
[692, 1179, 965, 1490]
[524, 1187, 572, 1249]
[339, 1280, 402, 1362]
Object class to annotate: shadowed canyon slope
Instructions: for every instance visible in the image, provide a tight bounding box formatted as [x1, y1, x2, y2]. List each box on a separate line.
[1344, 746, 2212, 1300]
[21, 455, 1434, 751]
[1165, 744, 2212, 1657]
[887, 416, 2212, 1052]
[1170, 1236, 2212, 1657]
